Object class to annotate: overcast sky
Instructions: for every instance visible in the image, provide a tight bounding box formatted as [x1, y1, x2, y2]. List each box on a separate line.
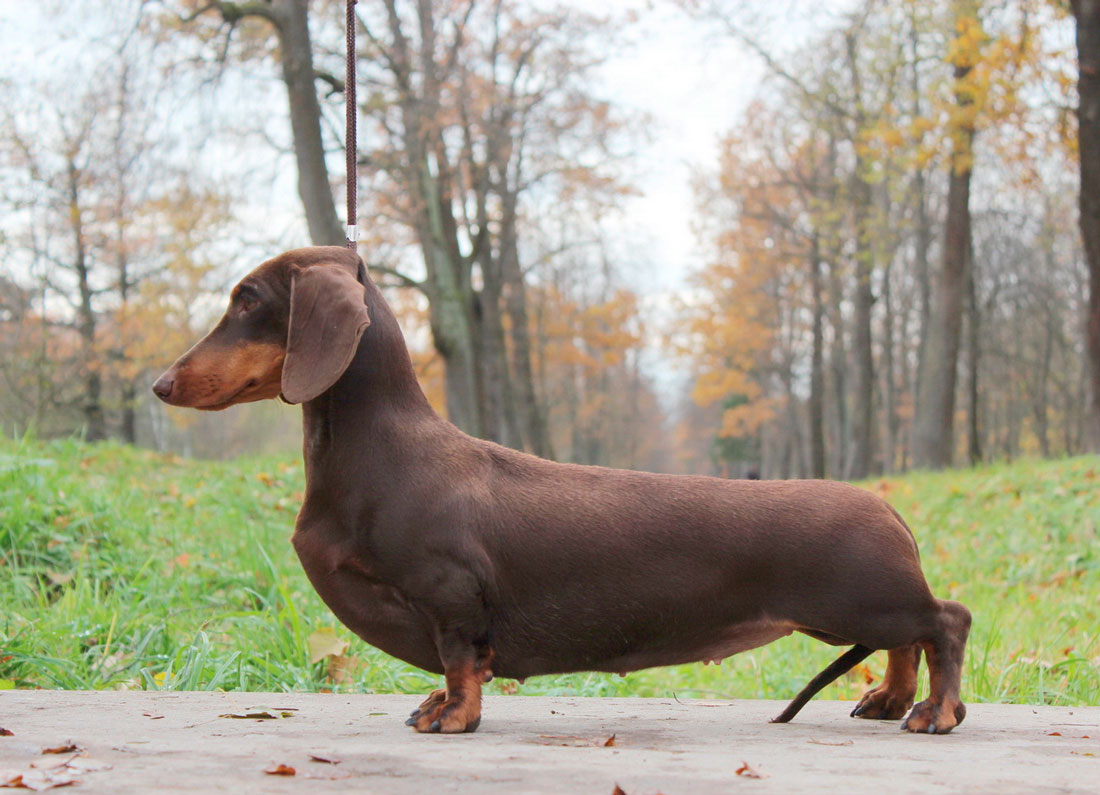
[0, 1, 819, 286]
[588, 1, 765, 293]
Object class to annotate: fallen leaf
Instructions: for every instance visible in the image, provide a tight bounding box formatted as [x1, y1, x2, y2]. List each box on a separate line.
[4, 768, 81, 790]
[307, 751, 341, 765]
[220, 708, 297, 720]
[141, 712, 164, 720]
[264, 764, 296, 776]
[308, 629, 350, 665]
[534, 734, 617, 748]
[0, 729, 12, 737]
[1047, 731, 1062, 736]
[612, 786, 627, 795]
[0, 770, 22, 787]
[808, 738, 854, 746]
[40, 745, 80, 755]
[735, 761, 769, 779]
[326, 653, 362, 684]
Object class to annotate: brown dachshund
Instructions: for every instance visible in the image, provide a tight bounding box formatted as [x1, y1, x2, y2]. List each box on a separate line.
[153, 246, 970, 735]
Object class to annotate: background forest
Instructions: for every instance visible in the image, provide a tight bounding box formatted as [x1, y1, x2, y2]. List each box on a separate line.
[2, 0, 1099, 480]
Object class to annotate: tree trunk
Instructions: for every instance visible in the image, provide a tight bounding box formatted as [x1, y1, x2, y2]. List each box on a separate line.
[912, 62, 975, 470]
[909, 10, 934, 431]
[881, 259, 897, 474]
[1073, 0, 1100, 451]
[67, 160, 106, 442]
[204, 0, 343, 245]
[966, 257, 982, 465]
[273, 0, 344, 246]
[808, 238, 826, 478]
[844, 31, 875, 481]
[827, 260, 849, 476]
[500, 189, 553, 457]
[473, 248, 520, 447]
[846, 167, 875, 480]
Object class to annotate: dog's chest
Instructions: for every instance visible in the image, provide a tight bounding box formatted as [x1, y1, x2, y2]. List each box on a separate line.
[291, 524, 443, 673]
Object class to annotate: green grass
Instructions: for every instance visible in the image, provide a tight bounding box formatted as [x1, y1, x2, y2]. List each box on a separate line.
[1, 435, 1098, 705]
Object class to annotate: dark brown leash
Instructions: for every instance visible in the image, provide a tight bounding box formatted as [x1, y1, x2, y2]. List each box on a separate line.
[345, 0, 358, 250]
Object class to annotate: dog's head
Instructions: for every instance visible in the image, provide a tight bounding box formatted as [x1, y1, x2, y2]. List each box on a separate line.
[152, 246, 371, 409]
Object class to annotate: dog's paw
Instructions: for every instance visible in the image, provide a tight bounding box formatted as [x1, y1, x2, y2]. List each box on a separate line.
[901, 698, 966, 734]
[407, 688, 446, 719]
[405, 690, 480, 734]
[850, 686, 914, 720]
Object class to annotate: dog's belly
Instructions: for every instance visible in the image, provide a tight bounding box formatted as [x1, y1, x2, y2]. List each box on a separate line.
[491, 618, 795, 680]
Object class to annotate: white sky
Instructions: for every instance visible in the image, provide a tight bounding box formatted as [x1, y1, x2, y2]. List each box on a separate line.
[595, 1, 763, 293]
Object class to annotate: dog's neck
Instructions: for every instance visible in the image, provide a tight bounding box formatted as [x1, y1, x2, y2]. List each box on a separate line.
[299, 276, 443, 501]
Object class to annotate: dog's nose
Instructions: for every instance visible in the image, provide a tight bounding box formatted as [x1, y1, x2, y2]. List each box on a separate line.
[152, 374, 175, 400]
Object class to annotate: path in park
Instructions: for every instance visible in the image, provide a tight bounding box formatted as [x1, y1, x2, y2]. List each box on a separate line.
[1, 692, 1097, 793]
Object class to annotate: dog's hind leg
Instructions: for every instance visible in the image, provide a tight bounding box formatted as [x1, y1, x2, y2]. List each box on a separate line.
[901, 599, 971, 734]
[850, 644, 921, 720]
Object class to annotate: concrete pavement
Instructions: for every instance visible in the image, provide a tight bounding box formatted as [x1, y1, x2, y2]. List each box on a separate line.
[1, 692, 1097, 793]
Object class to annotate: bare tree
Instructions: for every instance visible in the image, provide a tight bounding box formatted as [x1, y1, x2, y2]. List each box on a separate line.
[179, 0, 343, 246]
[1073, 0, 1100, 450]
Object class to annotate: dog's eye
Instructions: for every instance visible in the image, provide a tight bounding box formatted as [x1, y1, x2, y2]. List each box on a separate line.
[237, 288, 260, 313]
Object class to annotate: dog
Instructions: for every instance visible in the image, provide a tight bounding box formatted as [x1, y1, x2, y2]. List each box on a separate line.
[153, 246, 970, 734]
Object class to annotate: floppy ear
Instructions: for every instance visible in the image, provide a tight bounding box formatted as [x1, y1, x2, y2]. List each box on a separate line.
[281, 265, 371, 404]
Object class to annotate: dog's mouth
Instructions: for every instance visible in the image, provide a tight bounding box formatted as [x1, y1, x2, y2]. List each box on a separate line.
[195, 379, 269, 411]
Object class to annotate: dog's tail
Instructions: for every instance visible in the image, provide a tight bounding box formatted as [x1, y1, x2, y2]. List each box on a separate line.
[770, 644, 875, 724]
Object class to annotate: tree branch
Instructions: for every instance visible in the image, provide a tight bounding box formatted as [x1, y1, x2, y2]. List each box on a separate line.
[314, 69, 345, 96]
[367, 263, 424, 292]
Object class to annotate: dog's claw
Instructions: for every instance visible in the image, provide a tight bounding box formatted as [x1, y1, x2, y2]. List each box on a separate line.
[405, 716, 418, 726]
[429, 720, 442, 733]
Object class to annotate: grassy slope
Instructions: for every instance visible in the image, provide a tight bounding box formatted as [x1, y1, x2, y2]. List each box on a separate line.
[1, 437, 1097, 705]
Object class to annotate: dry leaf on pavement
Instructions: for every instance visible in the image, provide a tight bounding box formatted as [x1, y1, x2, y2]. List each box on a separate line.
[220, 708, 297, 720]
[735, 761, 769, 779]
[39, 745, 80, 756]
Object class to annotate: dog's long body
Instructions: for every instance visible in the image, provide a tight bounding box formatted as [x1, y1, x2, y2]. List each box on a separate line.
[154, 247, 970, 735]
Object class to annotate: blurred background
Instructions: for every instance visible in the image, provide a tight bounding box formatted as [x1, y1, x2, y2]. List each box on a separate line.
[1, 0, 1097, 479]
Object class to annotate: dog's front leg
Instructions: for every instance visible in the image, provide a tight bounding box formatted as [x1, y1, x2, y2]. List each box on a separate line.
[406, 650, 491, 733]
[404, 575, 493, 734]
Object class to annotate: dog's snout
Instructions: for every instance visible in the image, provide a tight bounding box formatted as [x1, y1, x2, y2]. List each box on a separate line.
[152, 373, 175, 401]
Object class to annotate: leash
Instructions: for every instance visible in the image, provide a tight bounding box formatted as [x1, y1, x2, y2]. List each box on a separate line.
[345, 0, 358, 250]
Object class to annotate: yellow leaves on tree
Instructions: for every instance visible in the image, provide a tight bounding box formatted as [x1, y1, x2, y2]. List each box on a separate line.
[680, 258, 778, 440]
[678, 130, 805, 443]
[532, 283, 660, 467]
